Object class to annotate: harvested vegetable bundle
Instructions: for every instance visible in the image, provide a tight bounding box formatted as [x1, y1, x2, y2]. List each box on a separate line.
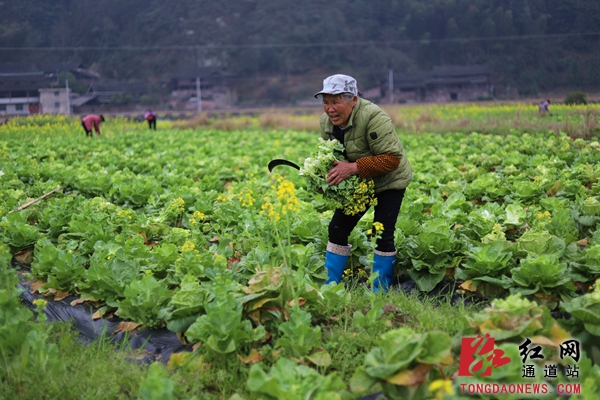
[300, 138, 376, 215]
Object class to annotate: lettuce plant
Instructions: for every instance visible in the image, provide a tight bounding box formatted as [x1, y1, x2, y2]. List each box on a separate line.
[79, 241, 142, 307]
[159, 274, 214, 333]
[569, 245, 600, 283]
[247, 358, 349, 400]
[559, 280, 600, 365]
[405, 219, 466, 292]
[581, 196, 600, 216]
[350, 328, 452, 399]
[513, 229, 566, 258]
[510, 180, 544, 203]
[186, 276, 265, 355]
[465, 294, 570, 344]
[239, 266, 321, 329]
[116, 273, 173, 328]
[545, 207, 580, 245]
[31, 238, 86, 292]
[458, 208, 497, 241]
[560, 281, 600, 336]
[511, 254, 575, 297]
[455, 241, 513, 294]
[502, 203, 526, 227]
[0, 211, 39, 251]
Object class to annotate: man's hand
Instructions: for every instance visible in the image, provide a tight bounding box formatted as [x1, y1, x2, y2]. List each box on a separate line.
[327, 161, 358, 185]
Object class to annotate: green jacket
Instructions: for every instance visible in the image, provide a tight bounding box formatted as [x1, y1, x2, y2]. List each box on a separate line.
[319, 97, 412, 193]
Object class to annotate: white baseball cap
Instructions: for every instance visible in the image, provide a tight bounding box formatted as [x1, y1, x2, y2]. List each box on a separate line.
[314, 74, 358, 98]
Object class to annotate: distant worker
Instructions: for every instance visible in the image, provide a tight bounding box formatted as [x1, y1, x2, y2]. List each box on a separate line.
[539, 99, 551, 115]
[144, 109, 157, 130]
[81, 114, 105, 137]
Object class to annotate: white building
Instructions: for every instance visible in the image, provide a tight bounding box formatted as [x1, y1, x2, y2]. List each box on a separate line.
[39, 88, 71, 115]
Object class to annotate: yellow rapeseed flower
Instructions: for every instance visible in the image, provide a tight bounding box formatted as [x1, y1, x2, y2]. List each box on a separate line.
[240, 188, 255, 207]
[275, 180, 300, 213]
[429, 379, 454, 400]
[373, 222, 384, 232]
[33, 299, 48, 308]
[181, 241, 196, 252]
[193, 211, 205, 219]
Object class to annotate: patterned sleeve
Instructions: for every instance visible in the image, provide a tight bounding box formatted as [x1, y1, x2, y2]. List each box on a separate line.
[356, 154, 400, 178]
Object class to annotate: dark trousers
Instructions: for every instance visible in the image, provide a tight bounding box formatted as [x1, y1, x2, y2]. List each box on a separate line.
[328, 189, 406, 253]
[147, 116, 156, 130]
[81, 121, 92, 137]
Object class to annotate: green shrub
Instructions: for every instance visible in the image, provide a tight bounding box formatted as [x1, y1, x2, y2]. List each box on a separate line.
[140, 94, 159, 106]
[565, 91, 588, 105]
[0, 244, 61, 385]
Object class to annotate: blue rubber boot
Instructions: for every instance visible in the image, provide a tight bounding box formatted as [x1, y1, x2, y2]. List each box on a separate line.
[324, 242, 351, 284]
[373, 250, 397, 292]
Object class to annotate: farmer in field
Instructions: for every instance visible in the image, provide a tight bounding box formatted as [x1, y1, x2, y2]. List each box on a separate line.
[81, 114, 105, 137]
[539, 99, 550, 115]
[314, 74, 412, 292]
[144, 109, 157, 130]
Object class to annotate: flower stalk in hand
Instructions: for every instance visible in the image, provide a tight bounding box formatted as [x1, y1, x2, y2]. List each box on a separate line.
[300, 138, 376, 215]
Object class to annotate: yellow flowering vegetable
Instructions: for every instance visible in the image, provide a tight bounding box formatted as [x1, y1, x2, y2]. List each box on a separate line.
[300, 138, 376, 215]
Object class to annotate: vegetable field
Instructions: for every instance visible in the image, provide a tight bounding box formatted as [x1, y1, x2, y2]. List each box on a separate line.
[1, 106, 600, 399]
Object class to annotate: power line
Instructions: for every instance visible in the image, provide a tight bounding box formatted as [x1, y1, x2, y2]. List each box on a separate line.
[1, 31, 599, 51]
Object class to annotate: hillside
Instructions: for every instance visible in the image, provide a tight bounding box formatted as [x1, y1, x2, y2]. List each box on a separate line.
[1, 0, 600, 103]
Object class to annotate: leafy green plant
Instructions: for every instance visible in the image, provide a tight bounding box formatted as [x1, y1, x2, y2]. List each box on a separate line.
[312, 282, 351, 318]
[79, 241, 143, 307]
[0, 244, 61, 385]
[510, 254, 575, 298]
[115, 273, 173, 328]
[185, 275, 265, 356]
[464, 173, 507, 201]
[405, 219, 466, 292]
[458, 208, 497, 241]
[300, 138, 376, 216]
[62, 213, 115, 256]
[158, 274, 214, 334]
[350, 327, 452, 400]
[559, 280, 600, 365]
[455, 241, 513, 295]
[275, 307, 324, 359]
[465, 294, 570, 344]
[512, 229, 566, 258]
[569, 244, 600, 283]
[502, 203, 526, 227]
[31, 238, 86, 292]
[565, 91, 588, 105]
[0, 211, 39, 251]
[510, 180, 545, 203]
[239, 266, 322, 329]
[246, 357, 349, 400]
[351, 291, 391, 333]
[139, 362, 174, 400]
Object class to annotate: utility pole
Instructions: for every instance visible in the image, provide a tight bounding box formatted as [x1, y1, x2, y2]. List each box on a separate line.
[65, 79, 72, 115]
[388, 69, 394, 104]
[196, 76, 202, 112]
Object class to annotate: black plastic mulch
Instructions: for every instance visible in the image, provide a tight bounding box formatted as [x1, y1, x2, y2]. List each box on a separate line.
[17, 274, 191, 364]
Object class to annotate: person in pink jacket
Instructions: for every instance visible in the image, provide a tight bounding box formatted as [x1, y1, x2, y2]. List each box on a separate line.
[81, 114, 105, 137]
